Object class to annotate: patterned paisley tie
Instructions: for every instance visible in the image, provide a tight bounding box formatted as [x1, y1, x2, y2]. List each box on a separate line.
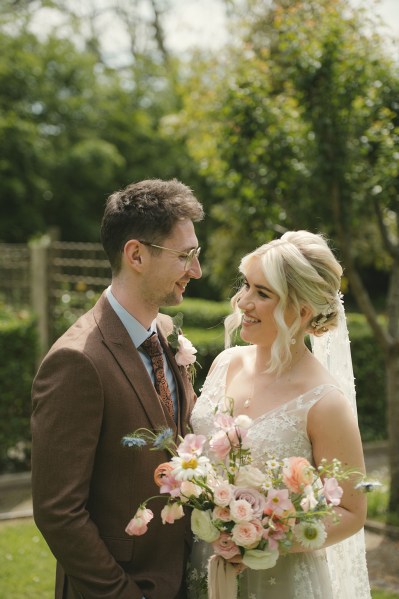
[141, 333, 175, 419]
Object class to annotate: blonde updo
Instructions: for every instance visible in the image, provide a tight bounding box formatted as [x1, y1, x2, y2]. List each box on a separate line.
[225, 230, 343, 375]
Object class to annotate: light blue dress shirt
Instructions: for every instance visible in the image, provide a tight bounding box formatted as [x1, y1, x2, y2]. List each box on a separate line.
[106, 286, 178, 419]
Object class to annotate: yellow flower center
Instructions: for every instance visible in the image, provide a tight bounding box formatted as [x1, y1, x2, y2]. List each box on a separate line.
[182, 457, 198, 470]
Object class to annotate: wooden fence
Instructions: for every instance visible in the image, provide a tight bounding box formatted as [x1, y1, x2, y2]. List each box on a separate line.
[0, 237, 111, 356]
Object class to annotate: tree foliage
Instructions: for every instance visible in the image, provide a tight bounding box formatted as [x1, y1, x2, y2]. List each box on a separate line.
[0, 0, 206, 243]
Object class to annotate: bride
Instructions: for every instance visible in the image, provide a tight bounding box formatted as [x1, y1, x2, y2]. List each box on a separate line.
[188, 230, 371, 598]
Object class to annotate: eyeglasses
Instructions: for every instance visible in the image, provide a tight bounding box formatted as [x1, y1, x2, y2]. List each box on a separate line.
[139, 241, 201, 271]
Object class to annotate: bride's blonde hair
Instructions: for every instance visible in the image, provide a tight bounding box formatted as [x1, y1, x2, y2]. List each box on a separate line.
[225, 230, 343, 375]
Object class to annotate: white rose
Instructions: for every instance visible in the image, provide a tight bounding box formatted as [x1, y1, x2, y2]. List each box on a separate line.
[242, 548, 279, 570]
[235, 465, 266, 490]
[191, 509, 220, 543]
[175, 335, 197, 366]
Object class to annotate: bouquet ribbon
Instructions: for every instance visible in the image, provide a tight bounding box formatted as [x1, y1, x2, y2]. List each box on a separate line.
[207, 555, 238, 599]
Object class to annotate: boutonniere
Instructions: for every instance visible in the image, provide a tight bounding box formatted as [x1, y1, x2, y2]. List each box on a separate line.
[167, 312, 200, 382]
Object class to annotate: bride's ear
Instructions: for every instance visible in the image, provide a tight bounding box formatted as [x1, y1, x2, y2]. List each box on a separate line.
[300, 305, 313, 326]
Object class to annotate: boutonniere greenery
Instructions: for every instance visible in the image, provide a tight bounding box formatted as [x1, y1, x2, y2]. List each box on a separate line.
[167, 312, 200, 383]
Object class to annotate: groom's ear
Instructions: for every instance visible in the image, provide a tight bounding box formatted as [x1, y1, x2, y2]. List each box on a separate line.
[123, 239, 143, 271]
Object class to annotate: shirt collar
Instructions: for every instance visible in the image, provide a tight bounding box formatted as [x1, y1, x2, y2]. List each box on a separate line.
[106, 286, 157, 348]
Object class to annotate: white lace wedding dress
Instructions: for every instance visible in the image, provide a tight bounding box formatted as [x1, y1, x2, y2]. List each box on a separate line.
[187, 347, 371, 599]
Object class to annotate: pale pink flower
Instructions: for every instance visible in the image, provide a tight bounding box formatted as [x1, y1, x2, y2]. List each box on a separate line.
[212, 532, 241, 559]
[179, 480, 202, 503]
[227, 426, 248, 447]
[213, 505, 232, 522]
[264, 489, 295, 517]
[230, 499, 254, 523]
[300, 485, 318, 512]
[125, 507, 154, 536]
[175, 335, 197, 366]
[233, 487, 266, 518]
[209, 430, 231, 460]
[323, 477, 343, 506]
[177, 433, 206, 457]
[214, 413, 235, 431]
[213, 483, 234, 507]
[282, 457, 315, 493]
[231, 521, 259, 548]
[161, 502, 185, 524]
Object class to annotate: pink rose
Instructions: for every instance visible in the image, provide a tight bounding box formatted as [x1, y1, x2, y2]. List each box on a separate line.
[213, 483, 234, 507]
[323, 477, 343, 506]
[230, 499, 254, 523]
[233, 487, 266, 519]
[175, 335, 197, 366]
[213, 505, 232, 522]
[282, 457, 315, 493]
[161, 502, 185, 524]
[231, 521, 259, 548]
[125, 507, 154, 536]
[212, 532, 240, 559]
[209, 430, 231, 460]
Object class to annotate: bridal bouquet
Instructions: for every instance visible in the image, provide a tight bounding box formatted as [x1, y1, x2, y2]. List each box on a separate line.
[122, 398, 362, 574]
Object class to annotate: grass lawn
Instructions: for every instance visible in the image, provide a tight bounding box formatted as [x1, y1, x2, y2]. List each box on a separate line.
[0, 519, 55, 599]
[0, 519, 398, 598]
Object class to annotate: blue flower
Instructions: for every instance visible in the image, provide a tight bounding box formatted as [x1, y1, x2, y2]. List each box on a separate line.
[121, 435, 147, 448]
[153, 428, 174, 450]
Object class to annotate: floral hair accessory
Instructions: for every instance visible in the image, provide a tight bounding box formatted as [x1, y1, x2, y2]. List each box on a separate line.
[167, 312, 200, 382]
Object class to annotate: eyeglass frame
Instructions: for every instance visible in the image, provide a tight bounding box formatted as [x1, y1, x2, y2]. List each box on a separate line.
[138, 240, 201, 271]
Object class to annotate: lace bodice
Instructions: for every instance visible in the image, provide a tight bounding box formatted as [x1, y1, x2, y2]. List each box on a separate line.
[188, 347, 371, 599]
[192, 347, 337, 465]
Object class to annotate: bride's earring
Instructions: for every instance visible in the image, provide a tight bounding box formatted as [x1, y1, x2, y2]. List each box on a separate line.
[290, 338, 296, 345]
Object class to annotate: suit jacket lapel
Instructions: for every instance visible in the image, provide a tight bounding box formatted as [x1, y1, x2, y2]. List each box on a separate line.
[93, 293, 171, 432]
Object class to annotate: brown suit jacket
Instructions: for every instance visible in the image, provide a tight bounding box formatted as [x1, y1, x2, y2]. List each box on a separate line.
[31, 292, 196, 599]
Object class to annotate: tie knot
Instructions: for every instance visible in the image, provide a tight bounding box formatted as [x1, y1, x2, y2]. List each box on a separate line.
[141, 333, 162, 358]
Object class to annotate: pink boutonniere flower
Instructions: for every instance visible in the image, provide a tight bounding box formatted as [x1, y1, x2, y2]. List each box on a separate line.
[167, 312, 200, 382]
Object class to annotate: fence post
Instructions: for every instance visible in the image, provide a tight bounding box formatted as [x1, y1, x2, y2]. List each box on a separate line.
[29, 235, 51, 362]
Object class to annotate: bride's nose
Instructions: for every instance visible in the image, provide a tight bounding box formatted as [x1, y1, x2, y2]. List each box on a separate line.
[237, 294, 255, 311]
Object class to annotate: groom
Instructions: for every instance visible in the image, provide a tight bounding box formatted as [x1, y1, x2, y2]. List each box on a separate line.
[31, 179, 204, 599]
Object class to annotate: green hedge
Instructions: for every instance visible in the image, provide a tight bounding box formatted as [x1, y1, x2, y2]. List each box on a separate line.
[0, 305, 37, 473]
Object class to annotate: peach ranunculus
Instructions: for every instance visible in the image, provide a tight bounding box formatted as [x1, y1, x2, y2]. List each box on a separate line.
[154, 462, 175, 487]
[161, 502, 185, 524]
[282, 457, 315, 493]
[212, 532, 241, 559]
[125, 507, 154, 536]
